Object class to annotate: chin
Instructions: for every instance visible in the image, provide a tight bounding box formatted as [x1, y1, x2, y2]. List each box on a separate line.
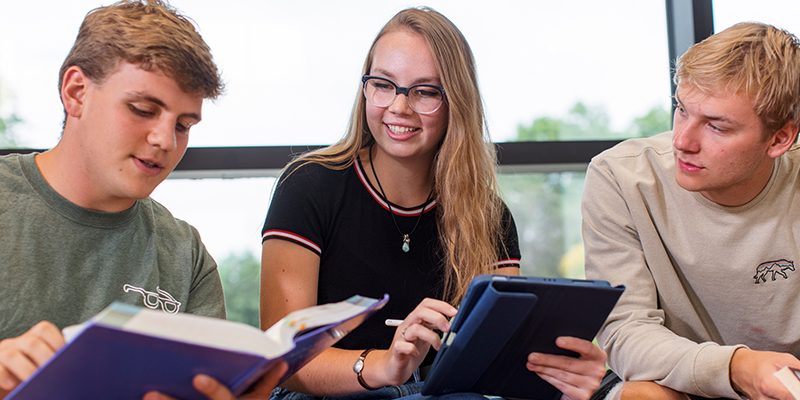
[127, 182, 162, 200]
[674, 176, 705, 193]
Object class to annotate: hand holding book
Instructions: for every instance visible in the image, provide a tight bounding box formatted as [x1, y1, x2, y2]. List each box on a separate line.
[142, 362, 288, 400]
[5, 294, 388, 400]
[731, 348, 800, 400]
[0, 321, 65, 396]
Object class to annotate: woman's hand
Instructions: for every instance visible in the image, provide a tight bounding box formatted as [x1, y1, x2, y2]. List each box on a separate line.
[366, 298, 457, 388]
[526, 337, 608, 400]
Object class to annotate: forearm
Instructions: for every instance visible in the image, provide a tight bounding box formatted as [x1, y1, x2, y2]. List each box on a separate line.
[600, 311, 742, 398]
[281, 348, 392, 396]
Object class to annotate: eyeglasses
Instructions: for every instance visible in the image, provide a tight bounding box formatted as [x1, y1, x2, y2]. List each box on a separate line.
[362, 75, 446, 114]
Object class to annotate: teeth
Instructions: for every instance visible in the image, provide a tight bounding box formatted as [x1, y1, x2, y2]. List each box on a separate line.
[141, 160, 157, 168]
[387, 124, 417, 134]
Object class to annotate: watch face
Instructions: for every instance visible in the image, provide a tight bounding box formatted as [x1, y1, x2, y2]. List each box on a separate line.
[353, 359, 364, 373]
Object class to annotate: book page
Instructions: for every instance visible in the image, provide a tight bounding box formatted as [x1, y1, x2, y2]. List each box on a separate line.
[264, 296, 383, 348]
[122, 310, 285, 357]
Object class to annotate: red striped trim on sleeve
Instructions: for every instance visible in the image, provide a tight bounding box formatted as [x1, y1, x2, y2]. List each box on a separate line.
[262, 230, 322, 255]
[493, 258, 521, 267]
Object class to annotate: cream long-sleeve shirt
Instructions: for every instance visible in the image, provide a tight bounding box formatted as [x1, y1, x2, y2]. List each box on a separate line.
[583, 131, 800, 399]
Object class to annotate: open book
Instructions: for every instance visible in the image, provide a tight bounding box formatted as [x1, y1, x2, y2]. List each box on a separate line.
[6, 294, 388, 400]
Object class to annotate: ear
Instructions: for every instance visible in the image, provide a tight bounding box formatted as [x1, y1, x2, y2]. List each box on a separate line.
[61, 66, 90, 119]
[767, 120, 798, 158]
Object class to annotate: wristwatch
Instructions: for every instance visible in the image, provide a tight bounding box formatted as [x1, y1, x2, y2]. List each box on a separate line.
[353, 348, 378, 390]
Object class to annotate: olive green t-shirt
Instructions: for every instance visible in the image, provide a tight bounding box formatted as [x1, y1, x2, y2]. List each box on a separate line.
[0, 153, 225, 339]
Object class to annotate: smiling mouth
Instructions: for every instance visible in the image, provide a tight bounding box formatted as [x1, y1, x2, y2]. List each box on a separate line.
[677, 158, 702, 171]
[387, 124, 419, 134]
[138, 158, 161, 169]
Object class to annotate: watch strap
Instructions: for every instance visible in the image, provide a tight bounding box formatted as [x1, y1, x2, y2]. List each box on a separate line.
[354, 348, 379, 390]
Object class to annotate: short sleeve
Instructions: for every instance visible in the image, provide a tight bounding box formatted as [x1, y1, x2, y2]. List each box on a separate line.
[261, 163, 333, 255]
[185, 231, 226, 319]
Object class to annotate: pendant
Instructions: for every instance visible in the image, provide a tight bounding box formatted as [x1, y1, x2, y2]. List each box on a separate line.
[402, 234, 410, 253]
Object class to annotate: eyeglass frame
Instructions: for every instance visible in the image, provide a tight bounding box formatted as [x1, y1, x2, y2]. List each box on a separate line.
[361, 75, 447, 114]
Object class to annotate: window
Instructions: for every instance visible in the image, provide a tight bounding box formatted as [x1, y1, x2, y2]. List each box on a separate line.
[1, 1, 669, 149]
[1, 1, 675, 325]
[713, 0, 800, 35]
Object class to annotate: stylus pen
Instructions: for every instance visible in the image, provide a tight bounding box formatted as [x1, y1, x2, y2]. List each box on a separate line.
[384, 319, 403, 326]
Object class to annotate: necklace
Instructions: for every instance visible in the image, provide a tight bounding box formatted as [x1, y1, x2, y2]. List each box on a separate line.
[369, 149, 433, 253]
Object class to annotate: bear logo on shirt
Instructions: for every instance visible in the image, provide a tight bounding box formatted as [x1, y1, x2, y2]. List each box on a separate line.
[753, 259, 795, 284]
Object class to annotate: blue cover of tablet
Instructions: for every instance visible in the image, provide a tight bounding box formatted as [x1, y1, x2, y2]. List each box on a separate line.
[421, 275, 624, 400]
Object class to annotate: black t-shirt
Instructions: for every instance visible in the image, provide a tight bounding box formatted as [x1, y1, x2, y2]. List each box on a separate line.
[262, 158, 521, 353]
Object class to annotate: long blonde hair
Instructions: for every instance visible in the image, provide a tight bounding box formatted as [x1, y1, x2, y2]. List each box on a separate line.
[291, 7, 507, 305]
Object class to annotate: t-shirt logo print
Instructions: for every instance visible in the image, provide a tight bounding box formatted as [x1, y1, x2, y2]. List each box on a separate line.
[753, 259, 795, 284]
[123, 284, 182, 314]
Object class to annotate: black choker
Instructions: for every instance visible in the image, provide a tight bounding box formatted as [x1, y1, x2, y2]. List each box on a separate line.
[369, 149, 433, 253]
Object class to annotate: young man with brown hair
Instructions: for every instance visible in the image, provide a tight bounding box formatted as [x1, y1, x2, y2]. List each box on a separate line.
[0, 1, 283, 398]
[584, 22, 800, 400]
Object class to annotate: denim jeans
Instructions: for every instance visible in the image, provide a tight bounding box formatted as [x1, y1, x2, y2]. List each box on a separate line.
[270, 383, 488, 400]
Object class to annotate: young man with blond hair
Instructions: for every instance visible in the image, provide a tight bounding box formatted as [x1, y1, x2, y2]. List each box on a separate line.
[0, 1, 283, 398]
[583, 22, 800, 400]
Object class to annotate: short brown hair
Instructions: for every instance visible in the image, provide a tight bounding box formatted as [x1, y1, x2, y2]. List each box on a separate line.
[675, 22, 800, 134]
[59, 0, 223, 100]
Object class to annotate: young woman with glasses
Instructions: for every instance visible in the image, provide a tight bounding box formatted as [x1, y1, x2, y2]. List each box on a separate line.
[260, 7, 606, 400]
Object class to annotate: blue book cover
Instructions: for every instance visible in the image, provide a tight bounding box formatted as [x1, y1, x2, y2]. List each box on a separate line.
[6, 295, 389, 400]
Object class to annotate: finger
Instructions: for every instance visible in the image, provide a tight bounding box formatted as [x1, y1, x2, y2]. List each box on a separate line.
[528, 353, 606, 383]
[403, 306, 453, 333]
[528, 352, 576, 373]
[242, 362, 288, 399]
[532, 367, 591, 400]
[554, 337, 606, 362]
[418, 298, 458, 317]
[191, 375, 235, 400]
[401, 324, 442, 350]
[391, 339, 422, 360]
[527, 350, 606, 395]
[0, 343, 42, 387]
[0, 365, 22, 392]
[19, 322, 65, 366]
[142, 391, 176, 400]
[28, 322, 65, 356]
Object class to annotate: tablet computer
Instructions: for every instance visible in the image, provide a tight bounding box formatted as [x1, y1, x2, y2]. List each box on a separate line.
[421, 274, 624, 400]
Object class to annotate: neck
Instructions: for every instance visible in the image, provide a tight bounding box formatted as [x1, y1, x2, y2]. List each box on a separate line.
[361, 147, 434, 208]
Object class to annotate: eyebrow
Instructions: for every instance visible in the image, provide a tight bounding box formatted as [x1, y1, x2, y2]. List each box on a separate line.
[675, 93, 737, 125]
[370, 67, 441, 86]
[126, 92, 201, 121]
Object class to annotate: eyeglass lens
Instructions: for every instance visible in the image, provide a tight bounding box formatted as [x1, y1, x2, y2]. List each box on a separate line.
[363, 77, 443, 114]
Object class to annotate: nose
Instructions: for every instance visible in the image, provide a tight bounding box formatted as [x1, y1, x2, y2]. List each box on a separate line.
[672, 117, 700, 154]
[387, 92, 414, 115]
[148, 118, 178, 151]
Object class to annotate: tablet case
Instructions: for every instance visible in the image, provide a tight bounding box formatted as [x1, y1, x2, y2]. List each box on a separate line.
[421, 275, 624, 400]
